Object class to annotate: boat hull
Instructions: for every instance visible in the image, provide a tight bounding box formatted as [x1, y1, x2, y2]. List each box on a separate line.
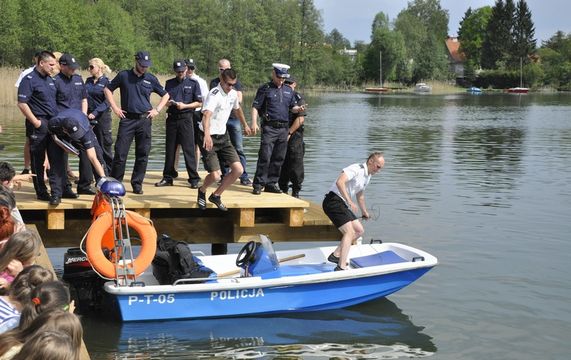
[103, 243, 437, 321]
[507, 87, 529, 94]
[109, 267, 431, 321]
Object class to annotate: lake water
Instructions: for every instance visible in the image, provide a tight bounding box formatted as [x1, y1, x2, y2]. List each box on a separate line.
[2, 91, 571, 359]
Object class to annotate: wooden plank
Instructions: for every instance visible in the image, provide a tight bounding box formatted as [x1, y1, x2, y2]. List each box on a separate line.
[234, 223, 339, 242]
[238, 208, 255, 227]
[286, 208, 304, 227]
[46, 209, 65, 230]
[29, 225, 91, 360]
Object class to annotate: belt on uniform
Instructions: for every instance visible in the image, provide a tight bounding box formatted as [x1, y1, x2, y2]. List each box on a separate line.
[263, 120, 289, 128]
[167, 112, 192, 119]
[210, 134, 226, 139]
[125, 112, 148, 119]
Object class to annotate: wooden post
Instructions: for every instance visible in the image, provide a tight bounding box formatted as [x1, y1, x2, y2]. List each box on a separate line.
[286, 208, 304, 227]
[46, 209, 65, 229]
[238, 208, 255, 227]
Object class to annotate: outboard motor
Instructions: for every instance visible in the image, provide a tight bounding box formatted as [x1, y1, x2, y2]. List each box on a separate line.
[236, 236, 280, 277]
[62, 248, 107, 313]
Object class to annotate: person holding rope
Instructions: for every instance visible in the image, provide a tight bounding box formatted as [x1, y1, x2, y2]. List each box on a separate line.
[322, 152, 385, 271]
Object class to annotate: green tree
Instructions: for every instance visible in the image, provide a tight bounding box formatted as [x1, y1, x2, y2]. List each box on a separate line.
[325, 29, 350, 50]
[481, 0, 516, 69]
[0, 0, 22, 65]
[371, 12, 390, 34]
[458, 6, 492, 69]
[511, 0, 536, 65]
[394, 0, 449, 81]
[364, 27, 406, 83]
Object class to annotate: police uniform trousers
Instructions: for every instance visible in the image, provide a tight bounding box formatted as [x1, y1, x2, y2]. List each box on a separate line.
[75, 139, 107, 184]
[278, 131, 305, 194]
[27, 118, 51, 196]
[27, 118, 68, 197]
[92, 110, 113, 175]
[110, 114, 152, 189]
[162, 111, 199, 182]
[253, 123, 289, 187]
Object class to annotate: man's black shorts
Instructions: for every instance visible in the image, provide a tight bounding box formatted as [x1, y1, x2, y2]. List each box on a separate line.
[322, 191, 357, 228]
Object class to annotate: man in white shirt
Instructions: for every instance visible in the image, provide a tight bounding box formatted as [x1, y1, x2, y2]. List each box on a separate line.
[322, 152, 385, 270]
[197, 69, 251, 211]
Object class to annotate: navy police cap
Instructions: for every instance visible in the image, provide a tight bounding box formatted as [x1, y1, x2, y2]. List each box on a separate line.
[59, 53, 80, 69]
[135, 51, 152, 67]
[173, 60, 187, 72]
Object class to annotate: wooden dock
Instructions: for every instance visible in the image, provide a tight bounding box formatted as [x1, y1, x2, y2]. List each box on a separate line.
[18, 171, 338, 246]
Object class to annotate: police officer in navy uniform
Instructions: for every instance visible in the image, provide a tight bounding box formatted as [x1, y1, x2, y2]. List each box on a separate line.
[86, 58, 113, 175]
[16, 51, 61, 202]
[278, 76, 306, 198]
[55, 53, 92, 198]
[251, 63, 304, 195]
[155, 60, 202, 188]
[104, 51, 170, 194]
[48, 109, 107, 185]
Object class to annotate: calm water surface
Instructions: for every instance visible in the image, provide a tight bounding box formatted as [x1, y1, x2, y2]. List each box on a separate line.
[2, 92, 571, 359]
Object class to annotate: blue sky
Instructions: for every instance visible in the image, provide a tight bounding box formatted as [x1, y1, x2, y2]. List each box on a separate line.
[313, 0, 569, 45]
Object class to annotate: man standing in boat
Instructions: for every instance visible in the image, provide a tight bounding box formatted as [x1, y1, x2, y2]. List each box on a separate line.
[323, 152, 385, 271]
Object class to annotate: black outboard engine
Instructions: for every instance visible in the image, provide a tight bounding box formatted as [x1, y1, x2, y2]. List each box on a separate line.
[62, 248, 107, 314]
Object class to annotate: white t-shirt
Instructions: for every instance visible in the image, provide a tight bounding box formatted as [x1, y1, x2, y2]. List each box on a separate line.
[329, 163, 371, 204]
[200, 84, 240, 135]
[190, 74, 209, 111]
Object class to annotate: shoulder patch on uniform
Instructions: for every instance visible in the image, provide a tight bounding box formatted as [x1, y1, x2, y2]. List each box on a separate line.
[359, 164, 365, 169]
[212, 88, 219, 95]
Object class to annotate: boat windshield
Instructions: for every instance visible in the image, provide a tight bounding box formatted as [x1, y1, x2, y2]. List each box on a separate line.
[259, 235, 279, 268]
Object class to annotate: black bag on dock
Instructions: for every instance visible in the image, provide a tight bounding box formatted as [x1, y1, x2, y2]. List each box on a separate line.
[152, 234, 214, 285]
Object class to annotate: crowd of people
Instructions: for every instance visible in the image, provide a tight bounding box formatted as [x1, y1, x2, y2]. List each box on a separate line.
[15, 50, 308, 207]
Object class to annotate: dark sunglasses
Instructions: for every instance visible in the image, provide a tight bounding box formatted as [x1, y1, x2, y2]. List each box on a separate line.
[88, 65, 94, 70]
[224, 81, 237, 87]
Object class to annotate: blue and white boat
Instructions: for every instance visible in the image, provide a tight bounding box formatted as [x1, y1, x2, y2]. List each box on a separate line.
[103, 236, 437, 321]
[467, 86, 482, 94]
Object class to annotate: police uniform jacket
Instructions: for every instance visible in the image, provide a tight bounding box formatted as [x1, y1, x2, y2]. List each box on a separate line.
[17, 68, 58, 118]
[106, 69, 167, 114]
[252, 82, 297, 122]
[54, 73, 87, 111]
[165, 76, 202, 115]
[85, 75, 110, 117]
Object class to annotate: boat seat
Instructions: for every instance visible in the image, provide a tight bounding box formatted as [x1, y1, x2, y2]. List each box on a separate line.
[350, 251, 407, 268]
[261, 264, 333, 279]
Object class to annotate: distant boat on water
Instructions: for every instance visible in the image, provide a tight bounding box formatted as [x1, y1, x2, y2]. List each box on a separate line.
[507, 57, 529, 94]
[467, 86, 482, 94]
[415, 83, 431, 93]
[365, 87, 389, 93]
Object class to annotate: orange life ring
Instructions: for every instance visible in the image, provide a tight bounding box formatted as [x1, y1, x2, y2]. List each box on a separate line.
[86, 210, 157, 278]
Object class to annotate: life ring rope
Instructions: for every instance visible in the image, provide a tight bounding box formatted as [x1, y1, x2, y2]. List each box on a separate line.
[85, 210, 157, 280]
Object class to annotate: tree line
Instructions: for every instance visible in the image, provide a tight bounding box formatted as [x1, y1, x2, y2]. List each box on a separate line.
[0, 0, 569, 89]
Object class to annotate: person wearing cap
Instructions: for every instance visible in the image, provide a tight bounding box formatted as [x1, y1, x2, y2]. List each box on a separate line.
[104, 50, 169, 195]
[16, 51, 60, 203]
[251, 63, 305, 195]
[54, 53, 91, 197]
[155, 60, 202, 188]
[196, 68, 247, 212]
[278, 76, 306, 198]
[47, 109, 107, 204]
[185, 58, 209, 170]
[209, 59, 252, 187]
